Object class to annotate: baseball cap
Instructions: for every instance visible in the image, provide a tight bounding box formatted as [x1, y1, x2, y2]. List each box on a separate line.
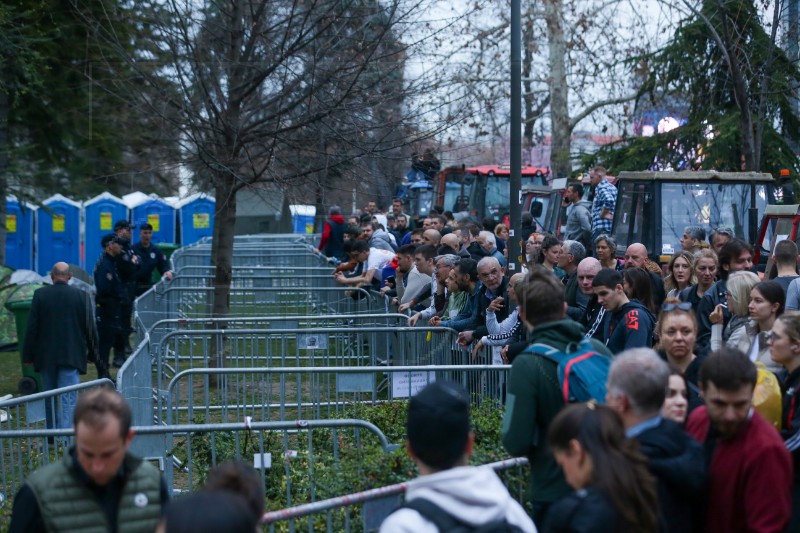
[406, 381, 470, 469]
[114, 220, 135, 231]
[101, 233, 121, 247]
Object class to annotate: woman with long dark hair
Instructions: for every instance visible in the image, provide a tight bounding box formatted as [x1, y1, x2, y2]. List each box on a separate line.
[623, 267, 655, 314]
[543, 403, 659, 533]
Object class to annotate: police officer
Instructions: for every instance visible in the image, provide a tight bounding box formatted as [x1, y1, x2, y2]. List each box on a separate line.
[94, 234, 126, 379]
[133, 223, 173, 297]
[113, 220, 139, 367]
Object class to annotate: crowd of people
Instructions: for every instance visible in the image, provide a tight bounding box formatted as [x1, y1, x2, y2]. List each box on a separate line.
[325, 179, 800, 532]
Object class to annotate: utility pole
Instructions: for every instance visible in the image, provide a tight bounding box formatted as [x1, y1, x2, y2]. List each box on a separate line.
[509, 0, 522, 274]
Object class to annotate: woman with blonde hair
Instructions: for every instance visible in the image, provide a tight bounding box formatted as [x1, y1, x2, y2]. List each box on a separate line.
[679, 249, 718, 310]
[664, 251, 696, 299]
[709, 270, 760, 351]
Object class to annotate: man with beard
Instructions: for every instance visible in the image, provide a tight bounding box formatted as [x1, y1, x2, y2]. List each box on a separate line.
[687, 348, 792, 533]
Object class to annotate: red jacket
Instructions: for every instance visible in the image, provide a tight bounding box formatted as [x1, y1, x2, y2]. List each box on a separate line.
[318, 213, 346, 252]
[687, 406, 792, 533]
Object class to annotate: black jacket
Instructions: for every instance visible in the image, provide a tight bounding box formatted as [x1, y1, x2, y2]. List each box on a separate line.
[636, 418, 707, 533]
[474, 276, 510, 339]
[695, 279, 730, 353]
[21, 282, 97, 374]
[543, 487, 622, 533]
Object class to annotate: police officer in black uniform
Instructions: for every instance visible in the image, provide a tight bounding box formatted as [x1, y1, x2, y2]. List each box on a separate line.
[133, 223, 173, 297]
[93, 234, 126, 379]
[113, 220, 139, 367]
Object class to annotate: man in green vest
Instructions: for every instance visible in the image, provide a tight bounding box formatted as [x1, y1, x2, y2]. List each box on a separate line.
[9, 388, 168, 532]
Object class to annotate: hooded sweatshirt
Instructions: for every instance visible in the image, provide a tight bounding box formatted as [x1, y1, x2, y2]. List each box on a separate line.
[379, 466, 537, 533]
[602, 299, 656, 354]
[502, 319, 612, 504]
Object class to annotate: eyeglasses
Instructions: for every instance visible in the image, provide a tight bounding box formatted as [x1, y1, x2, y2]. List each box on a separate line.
[662, 302, 693, 312]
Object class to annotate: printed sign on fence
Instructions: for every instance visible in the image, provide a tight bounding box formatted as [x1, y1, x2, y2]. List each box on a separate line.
[391, 371, 436, 398]
[7, 215, 16, 233]
[297, 333, 328, 350]
[337, 373, 374, 393]
[147, 214, 160, 231]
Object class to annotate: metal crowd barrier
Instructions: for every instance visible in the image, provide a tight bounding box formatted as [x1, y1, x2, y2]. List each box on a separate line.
[152, 327, 464, 422]
[0, 418, 393, 527]
[134, 285, 384, 336]
[164, 365, 510, 426]
[143, 313, 410, 352]
[261, 457, 530, 532]
[0, 379, 115, 505]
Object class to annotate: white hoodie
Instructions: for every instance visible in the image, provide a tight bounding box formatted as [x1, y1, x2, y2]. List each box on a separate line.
[379, 465, 537, 533]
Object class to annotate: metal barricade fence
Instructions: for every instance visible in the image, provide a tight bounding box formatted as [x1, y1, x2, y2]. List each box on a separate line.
[165, 365, 510, 426]
[144, 313, 411, 353]
[260, 457, 531, 533]
[135, 286, 383, 336]
[0, 379, 115, 505]
[0, 418, 396, 528]
[153, 327, 465, 422]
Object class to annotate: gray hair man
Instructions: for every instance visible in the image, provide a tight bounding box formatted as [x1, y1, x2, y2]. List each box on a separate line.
[559, 240, 586, 317]
[606, 348, 706, 532]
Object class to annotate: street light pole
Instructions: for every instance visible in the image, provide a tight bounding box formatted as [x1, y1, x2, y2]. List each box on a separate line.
[509, 0, 522, 274]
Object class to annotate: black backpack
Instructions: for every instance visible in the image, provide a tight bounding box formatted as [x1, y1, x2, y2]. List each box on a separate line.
[401, 498, 527, 532]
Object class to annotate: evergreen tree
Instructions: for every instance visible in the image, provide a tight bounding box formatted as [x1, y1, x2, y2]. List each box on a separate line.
[587, 0, 800, 177]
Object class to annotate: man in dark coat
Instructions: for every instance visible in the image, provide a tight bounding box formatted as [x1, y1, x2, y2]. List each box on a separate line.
[607, 348, 707, 532]
[22, 262, 97, 428]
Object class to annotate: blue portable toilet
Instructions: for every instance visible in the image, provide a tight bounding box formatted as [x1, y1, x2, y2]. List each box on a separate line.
[289, 205, 316, 234]
[130, 195, 176, 245]
[37, 194, 81, 274]
[177, 193, 215, 245]
[5, 197, 36, 270]
[83, 192, 128, 270]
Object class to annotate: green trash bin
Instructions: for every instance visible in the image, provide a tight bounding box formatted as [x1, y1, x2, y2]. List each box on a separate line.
[151, 243, 181, 284]
[4, 299, 42, 395]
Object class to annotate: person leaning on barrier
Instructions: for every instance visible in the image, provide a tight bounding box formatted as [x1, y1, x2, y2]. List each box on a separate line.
[379, 381, 537, 533]
[407, 254, 457, 326]
[9, 388, 169, 533]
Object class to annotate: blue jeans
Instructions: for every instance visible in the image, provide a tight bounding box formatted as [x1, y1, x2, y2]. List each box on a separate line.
[40, 366, 80, 429]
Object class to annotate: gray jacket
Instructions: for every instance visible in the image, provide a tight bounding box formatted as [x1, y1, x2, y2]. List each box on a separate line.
[565, 201, 592, 245]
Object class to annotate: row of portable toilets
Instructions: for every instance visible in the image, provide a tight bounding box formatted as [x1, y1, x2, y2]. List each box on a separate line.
[7, 191, 215, 275]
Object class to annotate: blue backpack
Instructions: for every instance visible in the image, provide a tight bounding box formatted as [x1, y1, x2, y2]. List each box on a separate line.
[524, 339, 611, 403]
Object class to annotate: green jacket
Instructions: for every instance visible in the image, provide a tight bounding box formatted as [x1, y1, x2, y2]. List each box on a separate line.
[501, 318, 612, 504]
[25, 451, 164, 533]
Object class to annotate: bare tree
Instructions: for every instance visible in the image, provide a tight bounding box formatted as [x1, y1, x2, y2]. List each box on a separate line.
[446, 0, 670, 175]
[82, 0, 457, 328]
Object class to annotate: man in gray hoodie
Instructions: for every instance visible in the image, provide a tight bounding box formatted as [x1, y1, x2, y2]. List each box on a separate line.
[564, 182, 592, 251]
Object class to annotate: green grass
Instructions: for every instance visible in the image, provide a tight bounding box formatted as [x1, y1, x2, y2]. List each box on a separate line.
[0, 349, 120, 399]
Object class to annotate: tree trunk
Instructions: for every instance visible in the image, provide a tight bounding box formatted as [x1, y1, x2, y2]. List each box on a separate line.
[544, 0, 571, 179]
[0, 87, 7, 266]
[210, 179, 236, 381]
